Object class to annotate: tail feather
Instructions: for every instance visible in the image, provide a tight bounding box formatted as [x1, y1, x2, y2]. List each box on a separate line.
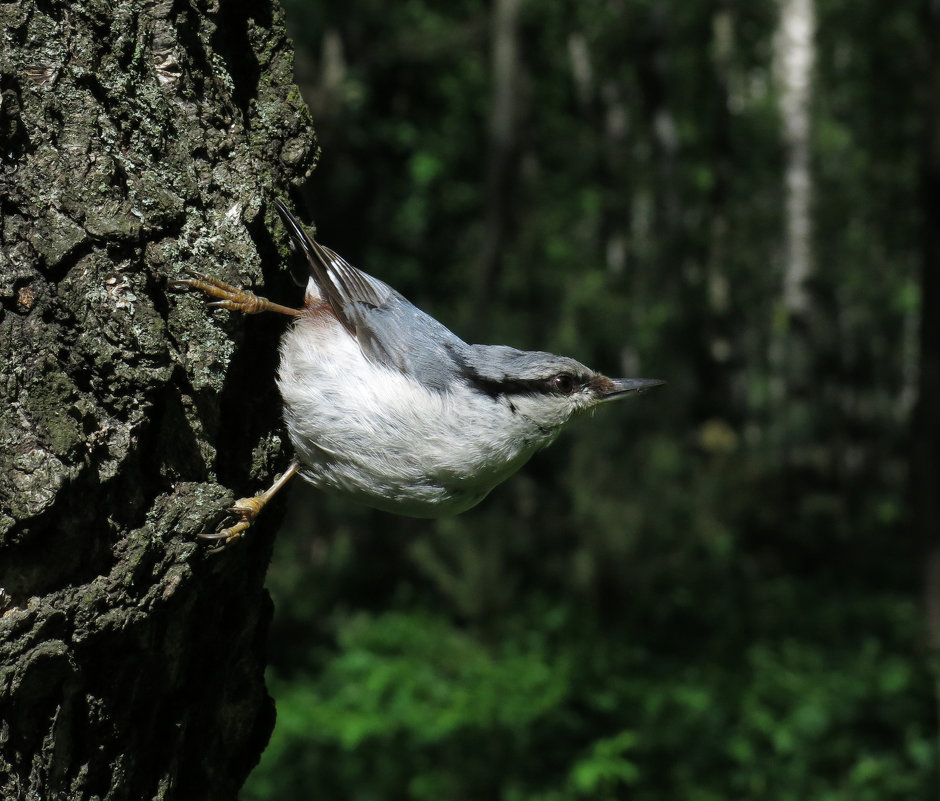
[273, 198, 393, 333]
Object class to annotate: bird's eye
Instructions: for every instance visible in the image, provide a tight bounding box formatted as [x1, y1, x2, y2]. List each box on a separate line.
[549, 373, 577, 394]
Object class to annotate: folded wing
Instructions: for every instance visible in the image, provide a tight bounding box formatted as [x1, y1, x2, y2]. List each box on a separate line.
[274, 198, 469, 391]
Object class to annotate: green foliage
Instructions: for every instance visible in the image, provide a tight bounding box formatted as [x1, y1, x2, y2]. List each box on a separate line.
[278, 612, 568, 747]
[247, 595, 932, 800]
[244, 0, 934, 798]
[567, 731, 640, 796]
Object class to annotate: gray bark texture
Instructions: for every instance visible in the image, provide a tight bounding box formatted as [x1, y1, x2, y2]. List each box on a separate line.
[0, 0, 316, 798]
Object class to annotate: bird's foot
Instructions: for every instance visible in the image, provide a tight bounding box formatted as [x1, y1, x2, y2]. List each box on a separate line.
[171, 270, 301, 317]
[198, 496, 266, 552]
[198, 461, 301, 552]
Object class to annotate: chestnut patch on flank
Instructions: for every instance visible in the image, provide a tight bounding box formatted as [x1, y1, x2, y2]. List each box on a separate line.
[302, 299, 339, 327]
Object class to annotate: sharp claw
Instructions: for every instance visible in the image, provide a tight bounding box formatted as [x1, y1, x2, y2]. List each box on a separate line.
[197, 497, 264, 550]
[194, 462, 300, 550]
[197, 525, 247, 552]
[197, 530, 234, 541]
[169, 278, 197, 290]
[171, 269, 215, 286]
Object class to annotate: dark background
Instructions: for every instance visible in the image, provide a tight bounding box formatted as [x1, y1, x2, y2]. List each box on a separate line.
[244, 0, 935, 798]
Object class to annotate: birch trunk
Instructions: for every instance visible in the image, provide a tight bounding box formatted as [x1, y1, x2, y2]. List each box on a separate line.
[0, 0, 315, 797]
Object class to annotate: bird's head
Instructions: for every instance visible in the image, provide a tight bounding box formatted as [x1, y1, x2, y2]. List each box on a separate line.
[464, 346, 664, 436]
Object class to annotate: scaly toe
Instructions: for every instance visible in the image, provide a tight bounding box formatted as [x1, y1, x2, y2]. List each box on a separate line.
[231, 497, 265, 518]
[197, 518, 252, 547]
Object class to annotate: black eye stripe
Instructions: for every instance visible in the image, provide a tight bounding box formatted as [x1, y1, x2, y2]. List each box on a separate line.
[468, 373, 587, 398]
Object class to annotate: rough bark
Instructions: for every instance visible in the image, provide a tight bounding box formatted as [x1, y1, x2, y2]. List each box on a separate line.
[0, 0, 316, 798]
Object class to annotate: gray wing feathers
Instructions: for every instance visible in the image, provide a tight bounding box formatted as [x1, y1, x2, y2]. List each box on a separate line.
[357, 302, 471, 392]
[275, 198, 468, 386]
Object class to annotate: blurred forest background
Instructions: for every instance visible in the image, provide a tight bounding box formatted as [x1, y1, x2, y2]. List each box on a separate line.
[244, 0, 938, 798]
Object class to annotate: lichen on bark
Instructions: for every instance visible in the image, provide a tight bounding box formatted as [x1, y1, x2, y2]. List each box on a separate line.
[0, 0, 317, 798]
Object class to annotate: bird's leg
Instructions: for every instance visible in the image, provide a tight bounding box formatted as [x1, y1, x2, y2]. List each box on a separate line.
[200, 460, 300, 550]
[172, 270, 302, 317]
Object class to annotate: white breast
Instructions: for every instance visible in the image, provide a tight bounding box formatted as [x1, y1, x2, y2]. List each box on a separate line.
[276, 315, 551, 516]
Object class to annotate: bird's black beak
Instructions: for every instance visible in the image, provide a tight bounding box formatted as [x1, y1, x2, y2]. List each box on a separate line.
[596, 377, 666, 402]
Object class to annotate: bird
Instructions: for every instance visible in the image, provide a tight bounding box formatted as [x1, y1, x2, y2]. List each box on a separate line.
[174, 199, 664, 545]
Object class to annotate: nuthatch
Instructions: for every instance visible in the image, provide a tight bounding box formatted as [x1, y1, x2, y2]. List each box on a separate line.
[176, 199, 663, 544]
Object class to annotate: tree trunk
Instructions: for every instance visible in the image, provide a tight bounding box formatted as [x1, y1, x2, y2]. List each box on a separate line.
[914, 0, 940, 777]
[0, 0, 316, 798]
[775, 0, 815, 318]
[769, 0, 816, 459]
[471, 0, 521, 333]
